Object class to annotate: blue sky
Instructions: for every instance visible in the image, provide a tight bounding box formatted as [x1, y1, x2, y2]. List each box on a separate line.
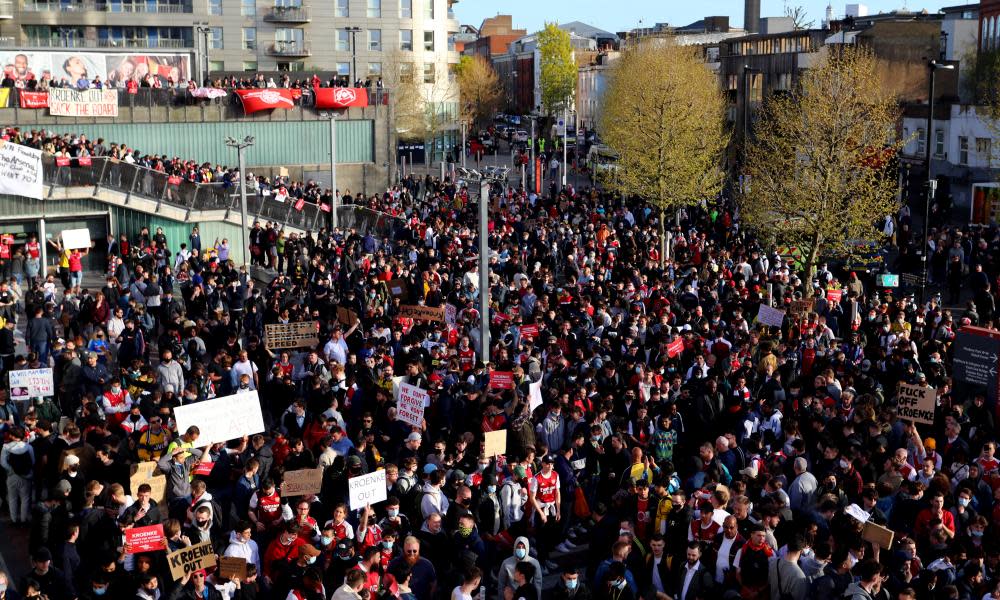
[456, 0, 958, 34]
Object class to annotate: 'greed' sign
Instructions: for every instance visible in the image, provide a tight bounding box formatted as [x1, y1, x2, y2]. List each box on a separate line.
[897, 383, 936, 425]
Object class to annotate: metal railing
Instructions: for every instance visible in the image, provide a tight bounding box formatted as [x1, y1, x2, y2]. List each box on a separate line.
[22, 37, 193, 49]
[262, 5, 310, 21]
[40, 153, 331, 232]
[22, 0, 192, 11]
[267, 41, 311, 56]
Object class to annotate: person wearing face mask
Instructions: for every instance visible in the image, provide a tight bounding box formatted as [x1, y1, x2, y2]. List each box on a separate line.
[79, 572, 111, 600]
[476, 473, 502, 539]
[497, 537, 542, 600]
[224, 520, 262, 576]
[100, 378, 132, 429]
[452, 513, 486, 569]
[596, 562, 632, 600]
[261, 522, 307, 587]
[377, 497, 412, 539]
[552, 567, 592, 600]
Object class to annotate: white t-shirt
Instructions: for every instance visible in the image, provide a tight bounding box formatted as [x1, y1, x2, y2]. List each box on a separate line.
[451, 587, 473, 600]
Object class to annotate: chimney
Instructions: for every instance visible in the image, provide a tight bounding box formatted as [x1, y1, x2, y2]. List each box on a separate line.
[744, 0, 760, 33]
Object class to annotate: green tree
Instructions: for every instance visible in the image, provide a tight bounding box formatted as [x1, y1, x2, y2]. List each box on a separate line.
[599, 41, 728, 265]
[740, 48, 902, 283]
[537, 23, 576, 114]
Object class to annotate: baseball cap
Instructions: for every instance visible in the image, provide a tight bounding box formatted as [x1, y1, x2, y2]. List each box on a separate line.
[406, 432, 422, 443]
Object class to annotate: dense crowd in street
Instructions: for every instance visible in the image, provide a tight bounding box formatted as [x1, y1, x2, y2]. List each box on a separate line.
[0, 120, 998, 600]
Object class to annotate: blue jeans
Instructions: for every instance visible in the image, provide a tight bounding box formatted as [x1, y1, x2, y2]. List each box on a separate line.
[69, 270, 82, 288]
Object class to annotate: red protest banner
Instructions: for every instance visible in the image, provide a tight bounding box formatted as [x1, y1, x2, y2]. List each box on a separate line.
[314, 86, 369, 109]
[235, 89, 295, 114]
[167, 175, 182, 185]
[520, 324, 539, 339]
[667, 338, 684, 358]
[19, 91, 48, 109]
[294, 198, 305, 211]
[490, 371, 514, 390]
[826, 289, 843, 304]
[126, 524, 166, 553]
[192, 462, 214, 476]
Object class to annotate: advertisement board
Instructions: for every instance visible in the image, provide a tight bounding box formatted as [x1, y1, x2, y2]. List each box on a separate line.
[0, 50, 191, 88]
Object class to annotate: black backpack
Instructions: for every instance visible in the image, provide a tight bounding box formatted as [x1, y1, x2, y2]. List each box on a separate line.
[7, 450, 32, 477]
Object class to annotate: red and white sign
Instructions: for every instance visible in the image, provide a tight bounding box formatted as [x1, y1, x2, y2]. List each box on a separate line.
[314, 86, 369, 109]
[190, 87, 227, 99]
[489, 371, 514, 390]
[2, 234, 14, 245]
[667, 338, 684, 358]
[126, 524, 166, 553]
[78, 156, 92, 167]
[293, 198, 305, 211]
[167, 175, 182, 185]
[827, 289, 843, 303]
[396, 382, 428, 428]
[19, 91, 48, 109]
[520, 324, 539, 339]
[192, 462, 214, 476]
[235, 88, 296, 114]
[55, 157, 70, 167]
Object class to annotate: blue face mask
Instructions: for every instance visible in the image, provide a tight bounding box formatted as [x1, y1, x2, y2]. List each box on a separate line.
[515, 548, 527, 560]
[321, 536, 334, 546]
[972, 530, 984, 537]
[383, 541, 394, 550]
[566, 579, 578, 590]
[487, 485, 497, 494]
[94, 588, 108, 597]
[387, 509, 399, 518]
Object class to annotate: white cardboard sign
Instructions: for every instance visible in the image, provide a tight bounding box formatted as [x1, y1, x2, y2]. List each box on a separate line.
[0, 142, 42, 200]
[397, 382, 428, 427]
[60, 228, 92, 250]
[348, 469, 387, 510]
[9, 367, 54, 399]
[173, 391, 266, 446]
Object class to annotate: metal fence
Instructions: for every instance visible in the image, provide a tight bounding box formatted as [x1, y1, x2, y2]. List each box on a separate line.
[2, 87, 390, 110]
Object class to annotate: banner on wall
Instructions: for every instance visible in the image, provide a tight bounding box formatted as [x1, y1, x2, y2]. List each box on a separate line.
[314, 86, 369, 109]
[18, 91, 48, 108]
[48, 88, 118, 117]
[235, 89, 296, 114]
[0, 51, 191, 88]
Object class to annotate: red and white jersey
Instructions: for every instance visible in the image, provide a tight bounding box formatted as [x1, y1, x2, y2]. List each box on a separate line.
[977, 456, 1000, 475]
[25, 241, 39, 259]
[324, 519, 355, 542]
[533, 470, 560, 504]
[251, 491, 283, 527]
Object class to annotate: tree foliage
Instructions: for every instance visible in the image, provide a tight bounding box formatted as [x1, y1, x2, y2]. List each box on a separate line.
[455, 55, 502, 128]
[740, 48, 902, 282]
[537, 23, 576, 114]
[599, 41, 728, 264]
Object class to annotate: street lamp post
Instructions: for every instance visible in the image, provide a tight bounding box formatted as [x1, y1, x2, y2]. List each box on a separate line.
[561, 105, 569, 187]
[921, 60, 955, 303]
[320, 112, 338, 230]
[225, 135, 255, 266]
[196, 24, 211, 85]
[345, 26, 362, 86]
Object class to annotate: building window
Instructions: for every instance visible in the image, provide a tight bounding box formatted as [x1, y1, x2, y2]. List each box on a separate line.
[336, 62, 350, 76]
[448, 62, 457, 82]
[424, 0, 433, 19]
[424, 30, 434, 51]
[241, 0, 255, 16]
[400, 0, 411, 17]
[209, 60, 225, 71]
[368, 29, 381, 51]
[916, 128, 926, 155]
[447, 31, 455, 52]
[978, 137, 992, 164]
[242, 27, 256, 50]
[934, 129, 945, 157]
[368, 62, 382, 78]
[242, 60, 257, 71]
[337, 29, 350, 51]
[400, 29, 413, 51]
[335, 0, 348, 17]
[208, 0, 221, 14]
[423, 62, 435, 83]
[959, 136, 969, 165]
[210, 26, 224, 49]
[400, 62, 413, 83]
[367, 0, 380, 17]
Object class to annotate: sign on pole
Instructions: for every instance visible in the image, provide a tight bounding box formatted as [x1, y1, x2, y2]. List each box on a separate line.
[173, 391, 266, 446]
[397, 383, 428, 427]
[756, 305, 786, 328]
[348, 469, 387, 510]
[282, 468, 324, 496]
[167, 540, 217, 580]
[484, 430, 507, 457]
[126, 524, 166, 553]
[879, 274, 900, 288]
[9, 367, 54, 400]
[0, 142, 42, 200]
[897, 382, 936, 425]
[264, 322, 319, 350]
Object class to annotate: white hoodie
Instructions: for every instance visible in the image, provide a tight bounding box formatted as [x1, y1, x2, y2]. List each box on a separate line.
[224, 530, 262, 573]
[0, 440, 34, 478]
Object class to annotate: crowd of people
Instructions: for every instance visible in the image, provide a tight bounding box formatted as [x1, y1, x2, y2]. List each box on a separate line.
[0, 120, 997, 600]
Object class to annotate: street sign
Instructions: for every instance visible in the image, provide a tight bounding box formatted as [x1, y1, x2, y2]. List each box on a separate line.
[953, 327, 1000, 421]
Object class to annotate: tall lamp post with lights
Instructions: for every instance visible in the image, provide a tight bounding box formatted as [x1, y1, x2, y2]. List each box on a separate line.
[225, 135, 255, 266]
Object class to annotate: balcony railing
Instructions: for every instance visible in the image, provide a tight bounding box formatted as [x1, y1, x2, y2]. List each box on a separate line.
[262, 5, 310, 22]
[0, 0, 12, 17]
[267, 41, 311, 57]
[22, 0, 192, 11]
[24, 37, 193, 49]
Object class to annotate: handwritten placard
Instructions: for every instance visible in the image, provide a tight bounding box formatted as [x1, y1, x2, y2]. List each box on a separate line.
[265, 321, 319, 350]
[484, 430, 507, 457]
[282, 468, 323, 496]
[9, 367, 54, 400]
[167, 540, 217, 580]
[48, 87, 119, 117]
[348, 469, 387, 510]
[897, 382, 936, 425]
[397, 383, 428, 427]
[0, 142, 42, 200]
[173, 391, 266, 446]
[399, 304, 446, 323]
